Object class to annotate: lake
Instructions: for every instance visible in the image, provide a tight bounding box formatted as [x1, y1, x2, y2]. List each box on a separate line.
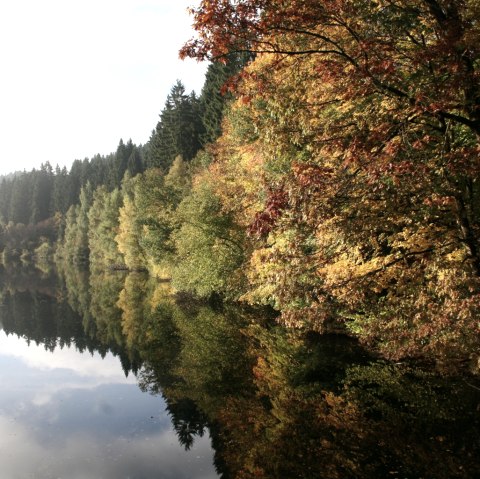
[0, 330, 217, 479]
[0, 265, 479, 478]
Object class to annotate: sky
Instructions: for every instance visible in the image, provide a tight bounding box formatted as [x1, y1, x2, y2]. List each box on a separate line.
[0, 0, 207, 176]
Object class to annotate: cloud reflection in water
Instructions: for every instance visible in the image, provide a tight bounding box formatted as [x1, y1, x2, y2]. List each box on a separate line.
[0, 331, 218, 479]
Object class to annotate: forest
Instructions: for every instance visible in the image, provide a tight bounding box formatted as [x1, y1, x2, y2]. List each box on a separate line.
[1, 0, 479, 366]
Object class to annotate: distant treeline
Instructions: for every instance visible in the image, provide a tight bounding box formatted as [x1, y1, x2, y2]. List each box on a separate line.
[0, 55, 243, 265]
[0, 56, 242, 227]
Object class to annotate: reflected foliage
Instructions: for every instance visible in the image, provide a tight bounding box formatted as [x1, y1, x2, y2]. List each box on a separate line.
[0, 266, 115, 359]
[1, 267, 479, 478]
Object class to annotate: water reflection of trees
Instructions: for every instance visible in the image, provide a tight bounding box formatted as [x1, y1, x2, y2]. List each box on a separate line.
[218, 330, 480, 479]
[2, 265, 479, 478]
[0, 265, 91, 353]
[0, 264, 140, 376]
[120, 276, 480, 478]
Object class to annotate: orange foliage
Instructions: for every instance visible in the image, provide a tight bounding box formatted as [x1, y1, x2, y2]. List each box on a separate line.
[181, 0, 480, 361]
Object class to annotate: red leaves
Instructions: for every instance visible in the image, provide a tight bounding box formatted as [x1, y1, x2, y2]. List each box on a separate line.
[180, 0, 480, 364]
[248, 188, 288, 237]
[292, 163, 335, 190]
[180, 0, 265, 60]
[444, 146, 480, 176]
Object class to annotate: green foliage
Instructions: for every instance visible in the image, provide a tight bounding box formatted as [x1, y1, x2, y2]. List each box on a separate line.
[0, 139, 144, 240]
[164, 155, 190, 197]
[8, 173, 33, 225]
[34, 239, 53, 263]
[56, 182, 93, 265]
[3, 0, 480, 368]
[56, 204, 80, 264]
[198, 53, 249, 145]
[0, 219, 57, 265]
[172, 177, 245, 298]
[88, 186, 124, 271]
[88, 271, 126, 346]
[146, 81, 203, 171]
[176, 0, 480, 361]
[133, 168, 177, 272]
[115, 189, 147, 271]
[2, 260, 479, 478]
[30, 162, 54, 224]
[51, 165, 72, 215]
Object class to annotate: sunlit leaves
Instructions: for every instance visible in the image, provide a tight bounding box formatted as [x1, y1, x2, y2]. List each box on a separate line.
[181, 0, 480, 360]
[87, 186, 124, 271]
[172, 175, 246, 298]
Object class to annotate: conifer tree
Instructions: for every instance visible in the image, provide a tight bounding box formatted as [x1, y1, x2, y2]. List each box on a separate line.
[199, 53, 249, 145]
[51, 166, 72, 215]
[146, 81, 203, 170]
[30, 162, 54, 224]
[126, 144, 144, 177]
[9, 173, 33, 225]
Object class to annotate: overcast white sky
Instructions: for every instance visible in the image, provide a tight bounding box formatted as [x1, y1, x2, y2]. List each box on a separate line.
[0, 0, 207, 176]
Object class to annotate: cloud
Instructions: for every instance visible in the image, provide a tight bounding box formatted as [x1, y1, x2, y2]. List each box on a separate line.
[0, 415, 217, 479]
[0, 331, 137, 408]
[0, 328, 219, 477]
[0, 331, 134, 380]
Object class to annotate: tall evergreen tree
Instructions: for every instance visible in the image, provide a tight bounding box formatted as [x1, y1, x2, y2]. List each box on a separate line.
[198, 53, 249, 146]
[69, 160, 84, 203]
[108, 139, 131, 189]
[30, 162, 54, 224]
[126, 145, 144, 177]
[145, 81, 203, 170]
[51, 165, 73, 215]
[89, 154, 109, 189]
[9, 173, 33, 225]
[0, 178, 13, 224]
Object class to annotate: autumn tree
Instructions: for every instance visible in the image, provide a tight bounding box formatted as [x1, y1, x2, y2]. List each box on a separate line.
[87, 186, 124, 271]
[133, 168, 177, 275]
[198, 52, 250, 145]
[115, 173, 147, 272]
[181, 0, 480, 360]
[172, 170, 246, 298]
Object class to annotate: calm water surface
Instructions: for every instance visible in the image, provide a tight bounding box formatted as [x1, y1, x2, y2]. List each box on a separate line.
[0, 329, 218, 479]
[0, 266, 479, 479]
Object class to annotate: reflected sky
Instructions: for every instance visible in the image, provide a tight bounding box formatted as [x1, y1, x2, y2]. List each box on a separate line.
[0, 330, 218, 479]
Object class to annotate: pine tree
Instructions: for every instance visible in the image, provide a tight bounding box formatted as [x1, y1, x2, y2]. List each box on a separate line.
[9, 173, 33, 225]
[145, 81, 203, 171]
[126, 145, 144, 177]
[30, 162, 54, 224]
[0, 178, 13, 224]
[199, 53, 249, 145]
[51, 166, 68, 215]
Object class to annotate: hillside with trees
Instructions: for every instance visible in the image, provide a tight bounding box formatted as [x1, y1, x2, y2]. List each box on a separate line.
[1, 0, 479, 367]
